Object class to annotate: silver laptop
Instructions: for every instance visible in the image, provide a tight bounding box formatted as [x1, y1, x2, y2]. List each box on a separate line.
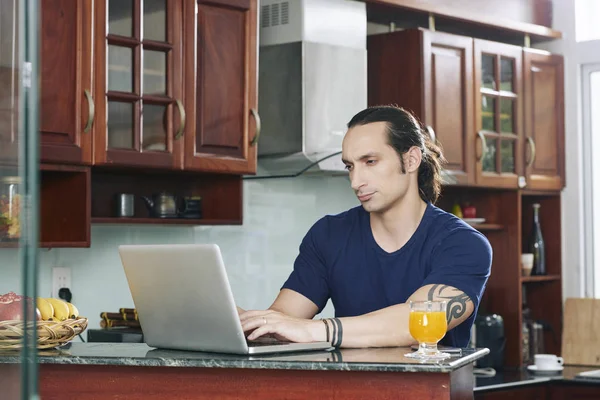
[118, 244, 333, 355]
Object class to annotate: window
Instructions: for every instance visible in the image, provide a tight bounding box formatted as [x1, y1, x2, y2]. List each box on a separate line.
[582, 65, 600, 296]
[575, 0, 600, 42]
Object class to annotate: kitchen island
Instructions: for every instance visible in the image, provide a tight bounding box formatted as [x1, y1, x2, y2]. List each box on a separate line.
[0, 343, 489, 399]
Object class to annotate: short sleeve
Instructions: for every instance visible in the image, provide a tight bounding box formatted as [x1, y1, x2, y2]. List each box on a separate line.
[281, 219, 330, 313]
[422, 226, 492, 310]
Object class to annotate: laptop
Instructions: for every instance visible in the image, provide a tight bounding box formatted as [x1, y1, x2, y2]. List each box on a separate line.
[118, 243, 333, 355]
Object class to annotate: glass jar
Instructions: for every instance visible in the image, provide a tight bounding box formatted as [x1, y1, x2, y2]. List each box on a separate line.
[0, 176, 21, 240]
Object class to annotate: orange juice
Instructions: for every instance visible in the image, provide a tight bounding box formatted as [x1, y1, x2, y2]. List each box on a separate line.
[409, 311, 447, 343]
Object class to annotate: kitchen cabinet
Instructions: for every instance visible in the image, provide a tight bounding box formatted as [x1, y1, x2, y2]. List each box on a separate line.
[368, 29, 474, 185]
[523, 49, 565, 191]
[367, 29, 565, 191]
[92, 0, 258, 174]
[93, 0, 184, 169]
[183, 0, 259, 175]
[473, 39, 524, 188]
[39, 0, 94, 165]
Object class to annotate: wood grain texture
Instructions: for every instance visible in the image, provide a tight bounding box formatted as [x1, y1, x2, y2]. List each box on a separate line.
[368, 29, 474, 185]
[523, 49, 565, 191]
[31, 363, 473, 400]
[40, 164, 91, 247]
[424, 31, 474, 186]
[562, 298, 600, 366]
[40, 0, 93, 165]
[184, 0, 258, 174]
[363, 0, 560, 39]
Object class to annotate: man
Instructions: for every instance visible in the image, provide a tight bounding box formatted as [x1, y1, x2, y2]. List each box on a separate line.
[239, 105, 492, 348]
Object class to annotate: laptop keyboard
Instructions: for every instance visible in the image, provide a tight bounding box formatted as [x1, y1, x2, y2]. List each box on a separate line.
[247, 338, 293, 347]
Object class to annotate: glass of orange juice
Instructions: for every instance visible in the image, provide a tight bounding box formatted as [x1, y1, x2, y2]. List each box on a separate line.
[404, 300, 451, 360]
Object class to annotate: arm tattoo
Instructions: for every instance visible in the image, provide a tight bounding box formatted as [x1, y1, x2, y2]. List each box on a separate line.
[427, 284, 472, 324]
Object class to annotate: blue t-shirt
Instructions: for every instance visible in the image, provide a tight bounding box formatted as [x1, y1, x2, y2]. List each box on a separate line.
[282, 202, 492, 348]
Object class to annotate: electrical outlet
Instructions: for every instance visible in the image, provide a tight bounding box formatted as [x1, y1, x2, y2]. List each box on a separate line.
[52, 267, 71, 299]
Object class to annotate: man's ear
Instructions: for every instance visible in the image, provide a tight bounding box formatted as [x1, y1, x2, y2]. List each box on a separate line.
[405, 146, 422, 173]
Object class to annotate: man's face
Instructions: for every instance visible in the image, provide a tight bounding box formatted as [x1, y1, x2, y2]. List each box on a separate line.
[342, 121, 413, 214]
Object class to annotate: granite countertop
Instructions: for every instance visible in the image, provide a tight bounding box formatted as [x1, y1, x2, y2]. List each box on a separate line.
[475, 365, 600, 392]
[0, 343, 489, 373]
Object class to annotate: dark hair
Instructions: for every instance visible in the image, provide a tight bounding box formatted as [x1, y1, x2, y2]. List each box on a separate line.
[346, 105, 446, 204]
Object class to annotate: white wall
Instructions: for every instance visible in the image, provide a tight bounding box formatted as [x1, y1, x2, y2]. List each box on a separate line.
[537, 0, 600, 299]
[0, 175, 358, 331]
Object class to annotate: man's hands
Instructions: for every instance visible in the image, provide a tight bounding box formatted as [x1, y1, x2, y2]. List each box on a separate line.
[239, 309, 326, 343]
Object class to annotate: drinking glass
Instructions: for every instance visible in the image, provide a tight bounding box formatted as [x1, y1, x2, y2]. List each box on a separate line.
[404, 300, 451, 360]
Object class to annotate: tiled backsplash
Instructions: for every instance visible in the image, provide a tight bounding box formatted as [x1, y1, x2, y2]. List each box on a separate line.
[0, 175, 358, 331]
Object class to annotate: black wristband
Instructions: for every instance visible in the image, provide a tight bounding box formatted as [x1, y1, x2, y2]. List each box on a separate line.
[332, 318, 343, 348]
[322, 319, 330, 343]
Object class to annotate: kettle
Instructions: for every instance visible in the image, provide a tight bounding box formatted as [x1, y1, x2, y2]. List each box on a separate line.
[141, 193, 178, 218]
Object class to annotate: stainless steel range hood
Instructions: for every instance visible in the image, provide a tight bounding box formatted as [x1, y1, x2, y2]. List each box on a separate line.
[254, 0, 367, 177]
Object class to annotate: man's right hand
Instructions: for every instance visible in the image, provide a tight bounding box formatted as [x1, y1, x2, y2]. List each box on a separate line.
[236, 306, 246, 316]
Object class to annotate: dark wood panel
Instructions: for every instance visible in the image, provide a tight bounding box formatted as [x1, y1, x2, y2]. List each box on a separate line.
[363, 0, 560, 40]
[40, 164, 91, 247]
[367, 29, 423, 116]
[523, 50, 564, 190]
[184, 0, 258, 174]
[475, 384, 548, 400]
[32, 364, 472, 400]
[425, 31, 473, 185]
[195, 4, 245, 157]
[40, 0, 93, 165]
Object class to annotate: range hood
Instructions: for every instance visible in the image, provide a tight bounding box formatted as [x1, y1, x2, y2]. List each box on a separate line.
[255, 0, 367, 177]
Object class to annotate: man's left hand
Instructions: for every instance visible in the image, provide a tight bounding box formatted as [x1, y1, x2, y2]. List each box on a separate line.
[239, 310, 325, 343]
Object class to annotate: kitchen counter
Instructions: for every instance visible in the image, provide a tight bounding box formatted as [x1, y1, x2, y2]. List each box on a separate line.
[0, 343, 490, 399]
[475, 365, 600, 391]
[0, 342, 488, 373]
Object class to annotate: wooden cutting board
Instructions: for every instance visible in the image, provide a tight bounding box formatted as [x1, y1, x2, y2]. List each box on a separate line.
[562, 298, 600, 366]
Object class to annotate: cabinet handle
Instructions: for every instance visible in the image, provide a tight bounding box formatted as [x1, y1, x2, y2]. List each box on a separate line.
[477, 131, 488, 162]
[174, 99, 186, 140]
[526, 137, 536, 168]
[250, 108, 261, 146]
[83, 89, 95, 133]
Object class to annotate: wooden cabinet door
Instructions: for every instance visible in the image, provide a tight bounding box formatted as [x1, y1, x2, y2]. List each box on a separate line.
[523, 49, 565, 190]
[39, 0, 93, 165]
[422, 31, 474, 185]
[474, 39, 524, 188]
[93, 0, 184, 169]
[183, 0, 258, 174]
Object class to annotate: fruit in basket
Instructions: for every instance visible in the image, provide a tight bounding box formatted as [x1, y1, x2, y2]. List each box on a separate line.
[66, 302, 79, 319]
[36, 298, 54, 321]
[0, 291, 41, 321]
[45, 298, 70, 321]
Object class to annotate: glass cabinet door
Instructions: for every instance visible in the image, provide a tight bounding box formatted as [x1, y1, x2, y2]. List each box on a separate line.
[0, 0, 41, 398]
[475, 40, 523, 188]
[95, 0, 184, 168]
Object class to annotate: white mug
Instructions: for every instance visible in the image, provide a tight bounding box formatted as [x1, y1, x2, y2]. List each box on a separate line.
[534, 354, 564, 370]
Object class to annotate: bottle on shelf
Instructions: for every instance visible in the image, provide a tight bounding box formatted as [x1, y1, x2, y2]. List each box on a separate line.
[528, 203, 546, 275]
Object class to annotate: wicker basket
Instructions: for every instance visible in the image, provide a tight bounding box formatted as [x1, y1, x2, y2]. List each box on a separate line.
[0, 317, 88, 350]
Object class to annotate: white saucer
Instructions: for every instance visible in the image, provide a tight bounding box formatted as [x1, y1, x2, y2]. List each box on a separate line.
[462, 218, 486, 225]
[527, 365, 564, 373]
